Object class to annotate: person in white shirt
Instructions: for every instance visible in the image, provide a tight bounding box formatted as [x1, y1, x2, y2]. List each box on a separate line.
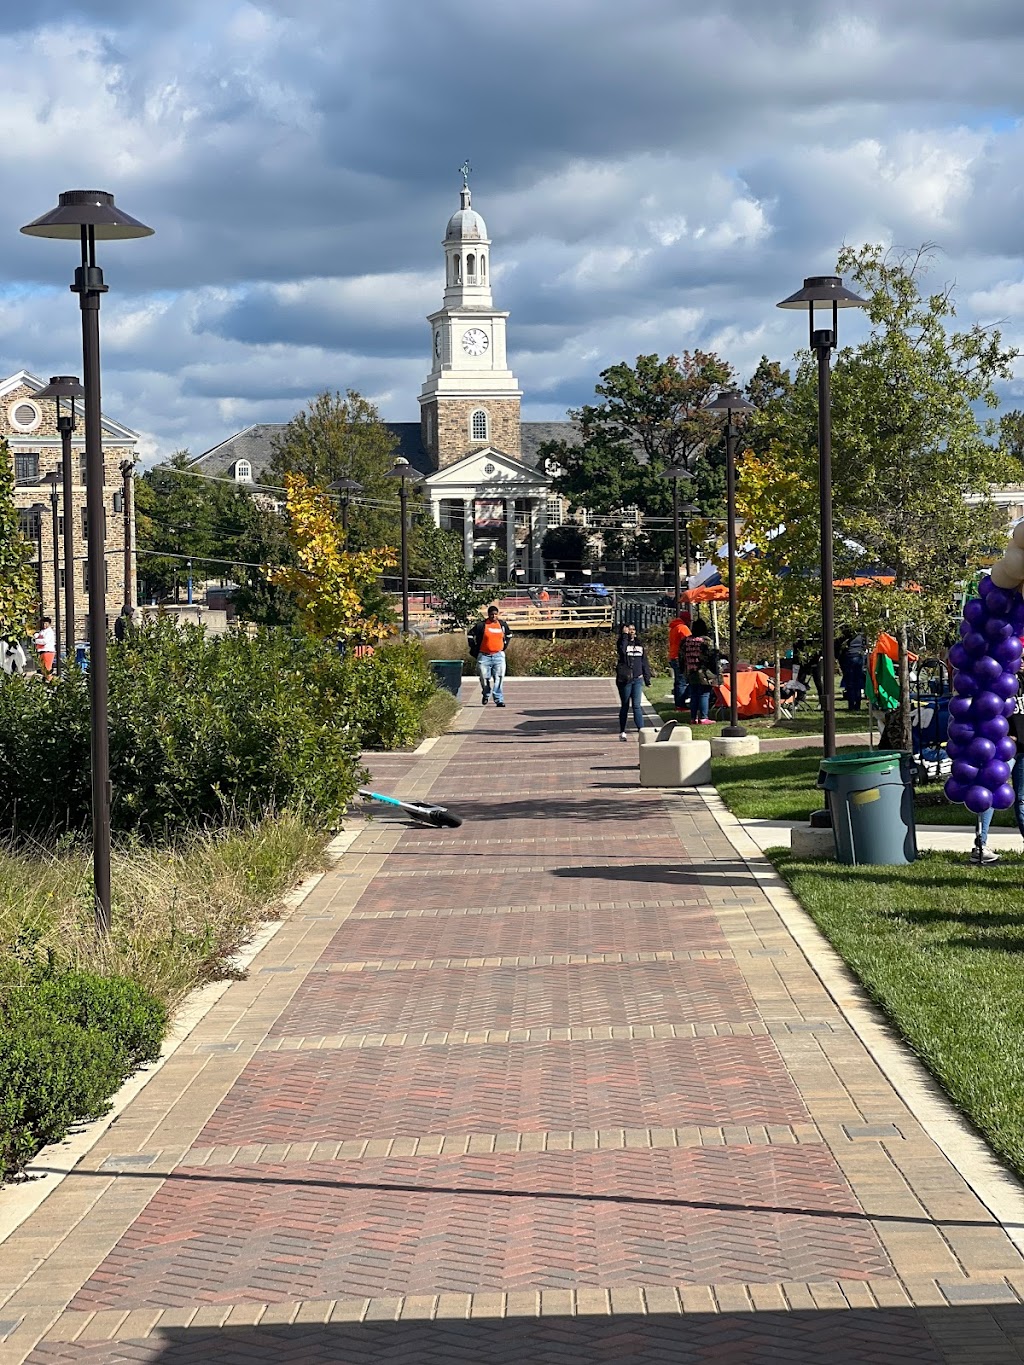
[33, 618, 56, 679]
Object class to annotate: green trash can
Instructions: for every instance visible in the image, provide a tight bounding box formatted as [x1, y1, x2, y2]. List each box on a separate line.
[429, 659, 463, 698]
[817, 749, 918, 866]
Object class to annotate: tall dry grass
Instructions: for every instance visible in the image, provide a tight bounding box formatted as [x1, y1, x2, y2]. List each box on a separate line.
[0, 815, 327, 1012]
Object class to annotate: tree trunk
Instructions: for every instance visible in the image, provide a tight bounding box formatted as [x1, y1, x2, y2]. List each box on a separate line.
[889, 619, 913, 751]
[773, 632, 782, 721]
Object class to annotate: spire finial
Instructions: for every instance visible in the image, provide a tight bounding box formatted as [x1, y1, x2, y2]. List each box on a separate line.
[459, 159, 471, 189]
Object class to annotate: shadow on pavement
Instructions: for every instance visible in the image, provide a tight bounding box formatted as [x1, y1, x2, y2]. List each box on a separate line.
[36, 1304, 1024, 1362]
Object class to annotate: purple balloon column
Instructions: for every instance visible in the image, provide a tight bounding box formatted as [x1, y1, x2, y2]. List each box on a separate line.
[944, 575, 1024, 813]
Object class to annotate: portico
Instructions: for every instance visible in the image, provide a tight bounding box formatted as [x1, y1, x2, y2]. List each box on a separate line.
[424, 445, 547, 579]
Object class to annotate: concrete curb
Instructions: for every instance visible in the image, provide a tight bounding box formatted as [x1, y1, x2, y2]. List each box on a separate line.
[699, 782, 1024, 1256]
[0, 826, 362, 1248]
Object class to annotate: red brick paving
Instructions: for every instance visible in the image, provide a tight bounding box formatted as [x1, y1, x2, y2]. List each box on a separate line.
[196, 1038, 808, 1146]
[267, 960, 762, 1038]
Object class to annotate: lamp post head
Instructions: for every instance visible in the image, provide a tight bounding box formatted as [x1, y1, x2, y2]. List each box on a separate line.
[386, 457, 424, 485]
[661, 464, 693, 483]
[777, 275, 867, 348]
[329, 477, 363, 495]
[20, 191, 153, 241]
[704, 389, 755, 415]
[34, 375, 84, 430]
[679, 502, 700, 517]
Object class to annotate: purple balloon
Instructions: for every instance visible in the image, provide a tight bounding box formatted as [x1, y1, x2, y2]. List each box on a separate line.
[1012, 604, 1024, 634]
[973, 655, 1003, 686]
[966, 784, 994, 813]
[980, 759, 1012, 788]
[949, 695, 973, 720]
[980, 575, 994, 596]
[995, 670, 1021, 698]
[971, 690, 1003, 720]
[996, 634, 1024, 663]
[968, 736, 997, 766]
[944, 776, 968, 804]
[995, 736, 1017, 764]
[964, 598, 986, 626]
[947, 720, 975, 745]
[948, 643, 970, 671]
[951, 759, 981, 783]
[955, 672, 979, 697]
[963, 631, 988, 656]
[986, 617, 1015, 642]
[980, 715, 1010, 743]
[1005, 699, 1018, 718]
[993, 783, 1016, 811]
[987, 588, 1012, 616]
[946, 740, 964, 761]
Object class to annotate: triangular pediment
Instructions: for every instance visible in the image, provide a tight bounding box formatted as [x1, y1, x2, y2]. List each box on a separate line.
[425, 446, 547, 489]
[0, 370, 139, 443]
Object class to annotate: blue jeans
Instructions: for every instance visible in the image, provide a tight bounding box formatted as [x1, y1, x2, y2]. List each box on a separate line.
[617, 678, 644, 732]
[842, 658, 866, 709]
[690, 683, 713, 722]
[670, 659, 689, 709]
[478, 651, 505, 702]
[977, 754, 1024, 843]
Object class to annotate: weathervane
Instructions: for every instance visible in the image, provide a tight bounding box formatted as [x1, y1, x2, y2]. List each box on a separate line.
[459, 159, 471, 189]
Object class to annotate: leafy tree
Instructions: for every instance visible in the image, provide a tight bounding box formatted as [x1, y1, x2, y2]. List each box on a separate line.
[744, 244, 1017, 746]
[418, 522, 498, 631]
[0, 440, 37, 644]
[270, 390, 401, 551]
[136, 452, 224, 601]
[538, 352, 735, 565]
[998, 409, 1024, 464]
[540, 525, 589, 571]
[268, 475, 396, 643]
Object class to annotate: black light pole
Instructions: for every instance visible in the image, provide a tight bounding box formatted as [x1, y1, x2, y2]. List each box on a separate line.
[43, 472, 62, 673]
[777, 276, 866, 819]
[30, 502, 46, 622]
[660, 464, 693, 608]
[705, 390, 755, 738]
[34, 377, 84, 661]
[22, 191, 154, 932]
[680, 501, 699, 586]
[385, 458, 424, 634]
[329, 476, 363, 534]
[119, 459, 134, 611]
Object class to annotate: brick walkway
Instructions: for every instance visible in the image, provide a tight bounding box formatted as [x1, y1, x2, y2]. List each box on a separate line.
[3, 680, 1024, 1361]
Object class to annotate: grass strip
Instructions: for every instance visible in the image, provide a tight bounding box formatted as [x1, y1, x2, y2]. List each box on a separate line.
[771, 847, 1024, 1178]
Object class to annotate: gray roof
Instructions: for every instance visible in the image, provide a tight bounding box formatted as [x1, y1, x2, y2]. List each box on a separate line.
[191, 419, 580, 484]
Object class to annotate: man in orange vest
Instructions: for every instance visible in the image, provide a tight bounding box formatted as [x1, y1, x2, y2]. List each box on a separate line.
[468, 604, 512, 707]
[667, 608, 691, 709]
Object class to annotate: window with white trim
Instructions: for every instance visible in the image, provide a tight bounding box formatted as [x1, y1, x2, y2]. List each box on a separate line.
[234, 459, 252, 482]
[9, 400, 41, 432]
[546, 497, 563, 527]
[470, 409, 488, 441]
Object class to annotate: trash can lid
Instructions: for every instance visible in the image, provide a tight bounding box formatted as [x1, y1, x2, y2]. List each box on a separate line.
[819, 748, 910, 774]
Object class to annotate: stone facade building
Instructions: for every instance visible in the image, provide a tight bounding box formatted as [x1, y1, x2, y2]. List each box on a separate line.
[3, 371, 139, 642]
[191, 178, 577, 581]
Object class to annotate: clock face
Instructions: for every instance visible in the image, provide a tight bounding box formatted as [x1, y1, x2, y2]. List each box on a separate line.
[434, 330, 442, 357]
[462, 327, 489, 357]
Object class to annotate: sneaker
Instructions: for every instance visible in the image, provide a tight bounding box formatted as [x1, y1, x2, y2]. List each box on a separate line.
[495, 700, 505, 707]
[698, 718, 714, 726]
[481, 694, 489, 705]
[620, 731, 629, 742]
[969, 843, 1000, 865]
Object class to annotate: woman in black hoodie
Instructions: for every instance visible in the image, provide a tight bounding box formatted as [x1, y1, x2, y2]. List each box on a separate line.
[615, 623, 651, 740]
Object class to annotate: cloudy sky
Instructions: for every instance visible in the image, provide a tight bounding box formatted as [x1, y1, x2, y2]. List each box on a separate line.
[3, 0, 1024, 462]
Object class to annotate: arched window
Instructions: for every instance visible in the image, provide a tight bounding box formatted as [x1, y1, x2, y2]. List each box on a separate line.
[466, 253, 476, 283]
[471, 410, 488, 441]
[480, 254, 487, 281]
[235, 459, 252, 482]
[454, 255, 462, 283]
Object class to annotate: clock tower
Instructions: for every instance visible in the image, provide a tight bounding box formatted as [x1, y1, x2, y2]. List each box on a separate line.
[419, 173, 523, 468]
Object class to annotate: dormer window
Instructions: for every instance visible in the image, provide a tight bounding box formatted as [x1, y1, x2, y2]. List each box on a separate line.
[234, 459, 252, 483]
[471, 410, 488, 441]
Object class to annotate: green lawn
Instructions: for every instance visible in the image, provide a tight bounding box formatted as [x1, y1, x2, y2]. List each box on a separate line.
[773, 848, 1024, 1178]
[714, 745, 1004, 828]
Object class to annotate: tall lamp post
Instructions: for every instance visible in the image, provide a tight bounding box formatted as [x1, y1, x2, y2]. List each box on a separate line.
[21, 190, 154, 932]
[329, 476, 363, 533]
[33, 376, 83, 660]
[679, 500, 699, 588]
[118, 459, 134, 611]
[385, 457, 424, 634]
[777, 276, 865, 814]
[661, 464, 694, 608]
[704, 391, 755, 739]
[43, 472, 62, 672]
[29, 502, 46, 623]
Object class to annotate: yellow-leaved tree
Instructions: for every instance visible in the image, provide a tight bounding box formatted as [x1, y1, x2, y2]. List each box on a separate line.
[268, 475, 396, 642]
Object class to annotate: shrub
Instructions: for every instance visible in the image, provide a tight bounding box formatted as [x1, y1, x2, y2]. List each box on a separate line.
[346, 639, 438, 749]
[0, 967, 164, 1181]
[0, 620, 366, 838]
[419, 627, 671, 679]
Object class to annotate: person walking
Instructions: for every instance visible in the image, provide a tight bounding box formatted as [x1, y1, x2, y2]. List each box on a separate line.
[971, 662, 1024, 865]
[683, 618, 721, 725]
[615, 623, 651, 740]
[33, 618, 56, 680]
[667, 608, 692, 710]
[113, 605, 136, 642]
[838, 629, 867, 710]
[468, 604, 511, 707]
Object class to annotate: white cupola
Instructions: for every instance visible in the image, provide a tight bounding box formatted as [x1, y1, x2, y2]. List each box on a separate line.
[443, 182, 493, 310]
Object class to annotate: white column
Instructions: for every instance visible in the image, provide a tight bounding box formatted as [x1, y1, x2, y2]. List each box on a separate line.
[463, 497, 474, 569]
[535, 494, 548, 580]
[505, 498, 516, 578]
[430, 495, 441, 527]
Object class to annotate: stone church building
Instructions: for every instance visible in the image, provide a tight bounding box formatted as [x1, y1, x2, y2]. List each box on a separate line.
[3, 370, 138, 639]
[191, 179, 574, 580]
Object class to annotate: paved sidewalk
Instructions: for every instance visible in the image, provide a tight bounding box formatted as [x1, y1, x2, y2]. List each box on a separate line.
[3, 680, 1024, 1361]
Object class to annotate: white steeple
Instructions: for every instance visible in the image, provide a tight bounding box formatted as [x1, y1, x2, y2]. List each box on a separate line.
[443, 181, 493, 310]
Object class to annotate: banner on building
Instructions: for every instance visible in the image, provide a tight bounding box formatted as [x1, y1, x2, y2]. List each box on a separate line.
[474, 499, 504, 533]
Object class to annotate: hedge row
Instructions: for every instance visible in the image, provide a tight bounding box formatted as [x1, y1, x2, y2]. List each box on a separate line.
[0, 624, 440, 839]
[0, 967, 165, 1182]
